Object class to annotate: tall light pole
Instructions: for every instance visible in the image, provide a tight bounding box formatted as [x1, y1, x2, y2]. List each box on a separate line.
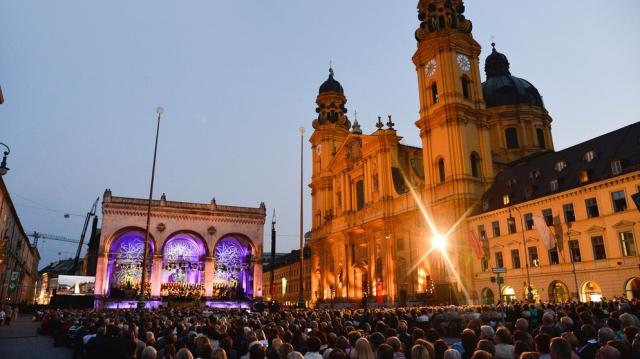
[138, 106, 164, 310]
[297, 126, 306, 308]
[508, 206, 533, 302]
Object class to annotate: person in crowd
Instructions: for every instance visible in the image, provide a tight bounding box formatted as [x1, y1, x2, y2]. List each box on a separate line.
[32, 298, 640, 359]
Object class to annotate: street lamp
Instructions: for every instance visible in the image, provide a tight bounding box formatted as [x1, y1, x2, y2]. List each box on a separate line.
[138, 106, 164, 310]
[507, 206, 534, 302]
[0, 143, 10, 176]
[297, 126, 306, 308]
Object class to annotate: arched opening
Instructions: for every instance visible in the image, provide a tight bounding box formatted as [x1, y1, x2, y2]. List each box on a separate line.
[212, 235, 255, 300]
[481, 287, 494, 304]
[461, 76, 470, 99]
[502, 286, 516, 303]
[505, 128, 519, 149]
[548, 280, 570, 303]
[470, 152, 481, 178]
[437, 158, 445, 183]
[431, 82, 439, 104]
[160, 232, 207, 297]
[581, 281, 603, 302]
[624, 277, 640, 300]
[106, 230, 155, 298]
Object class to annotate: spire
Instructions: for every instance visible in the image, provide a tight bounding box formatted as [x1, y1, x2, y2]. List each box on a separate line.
[313, 67, 351, 130]
[415, 0, 472, 41]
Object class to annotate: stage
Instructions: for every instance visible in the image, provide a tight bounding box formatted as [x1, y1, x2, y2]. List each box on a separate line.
[94, 297, 253, 309]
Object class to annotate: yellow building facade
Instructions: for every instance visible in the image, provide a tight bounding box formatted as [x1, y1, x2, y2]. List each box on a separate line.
[307, 0, 640, 306]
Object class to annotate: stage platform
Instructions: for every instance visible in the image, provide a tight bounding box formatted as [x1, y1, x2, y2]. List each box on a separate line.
[94, 297, 252, 310]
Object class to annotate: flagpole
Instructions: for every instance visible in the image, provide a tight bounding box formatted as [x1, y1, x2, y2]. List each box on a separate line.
[508, 206, 533, 302]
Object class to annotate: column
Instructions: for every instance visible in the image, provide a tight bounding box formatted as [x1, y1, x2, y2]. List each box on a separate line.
[204, 256, 214, 297]
[253, 258, 263, 298]
[93, 253, 107, 296]
[151, 255, 163, 297]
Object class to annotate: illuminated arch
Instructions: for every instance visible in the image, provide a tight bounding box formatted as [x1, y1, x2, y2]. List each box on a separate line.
[581, 281, 603, 302]
[481, 287, 494, 304]
[105, 228, 156, 295]
[548, 280, 570, 303]
[624, 277, 640, 300]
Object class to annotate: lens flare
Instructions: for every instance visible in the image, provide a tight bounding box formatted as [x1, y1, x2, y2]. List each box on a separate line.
[433, 234, 446, 250]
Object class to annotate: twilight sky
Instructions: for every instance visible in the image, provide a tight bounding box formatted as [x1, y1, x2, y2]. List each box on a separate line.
[1, 1, 638, 269]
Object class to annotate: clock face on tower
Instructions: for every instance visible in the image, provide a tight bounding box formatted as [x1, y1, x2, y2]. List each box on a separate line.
[426, 59, 437, 77]
[457, 54, 471, 72]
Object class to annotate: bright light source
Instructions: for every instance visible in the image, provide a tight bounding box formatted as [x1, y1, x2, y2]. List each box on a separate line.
[432, 234, 447, 250]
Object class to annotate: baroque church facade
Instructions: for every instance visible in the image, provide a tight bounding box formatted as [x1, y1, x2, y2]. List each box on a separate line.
[308, 0, 640, 306]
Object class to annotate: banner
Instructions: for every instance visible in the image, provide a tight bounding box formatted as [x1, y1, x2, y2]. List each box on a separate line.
[533, 216, 556, 250]
[56, 275, 95, 295]
[468, 230, 484, 260]
[7, 271, 19, 293]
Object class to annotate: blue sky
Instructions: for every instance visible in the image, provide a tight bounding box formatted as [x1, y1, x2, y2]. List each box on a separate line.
[1, 1, 638, 269]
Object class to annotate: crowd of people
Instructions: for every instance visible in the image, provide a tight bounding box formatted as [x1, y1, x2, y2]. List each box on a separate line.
[36, 299, 640, 359]
[160, 283, 206, 298]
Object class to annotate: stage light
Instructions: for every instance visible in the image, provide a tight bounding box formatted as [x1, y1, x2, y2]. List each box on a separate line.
[432, 234, 446, 250]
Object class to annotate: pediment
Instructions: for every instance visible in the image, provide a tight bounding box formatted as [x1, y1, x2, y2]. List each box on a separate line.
[567, 229, 581, 237]
[612, 220, 635, 229]
[585, 225, 605, 233]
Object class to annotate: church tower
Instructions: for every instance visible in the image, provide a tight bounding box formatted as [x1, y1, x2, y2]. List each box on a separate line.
[413, 0, 493, 299]
[309, 69, 351, 230]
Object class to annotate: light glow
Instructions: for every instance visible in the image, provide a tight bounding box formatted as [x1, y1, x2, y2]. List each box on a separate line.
[432, 234, 446, 250]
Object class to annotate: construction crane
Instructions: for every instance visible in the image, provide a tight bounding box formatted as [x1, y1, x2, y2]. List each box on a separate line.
[28, 231, 81, 247]
[70, 197, 99, 274]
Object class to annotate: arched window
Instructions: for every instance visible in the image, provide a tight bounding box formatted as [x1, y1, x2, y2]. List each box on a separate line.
[437, 158, 445, 183]
[431, 83, 439, 104]
[505, 128, 519, 149]
[536, 128, 546, 149]
[461, 76, 470, 99]
[470, 152, 481, 178]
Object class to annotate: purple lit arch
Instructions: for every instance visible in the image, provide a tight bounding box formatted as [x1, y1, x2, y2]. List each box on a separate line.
[161, 232, 207, 284]
[213, 235, 254, 297]
[106, 230, 155, 292]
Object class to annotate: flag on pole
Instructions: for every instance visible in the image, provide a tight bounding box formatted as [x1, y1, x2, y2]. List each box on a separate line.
[533, 216, 556, 250]
[468, 230, 484, 260]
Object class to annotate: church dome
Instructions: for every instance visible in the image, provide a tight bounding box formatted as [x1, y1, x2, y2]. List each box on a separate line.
[482, 43, 544, 108]
[319, 68, 344, 95]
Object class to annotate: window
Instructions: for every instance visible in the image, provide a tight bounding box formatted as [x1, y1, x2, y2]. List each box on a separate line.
[591, 235, 606, 260]
[396, 238, 405, 251]
[438, 158, 445, 183]
[536, 128, 546, 149]
[495, 252, 504, 268]
[507, 217, 517, 234]
[528, 246, 539, 267]
[461, 77, 470, 99]
[554, 160, 567, 172]
[611, 160, 623, 175]
[542, 208, 554, 226]
[584, 150, 596, 162]
[524, 213, 534, 230]
[619, 232, 636, 257]
[611, 190, 627, 212]
[478, 225, 487, 240]
[550, 179, 559, 192]
[548, 247, 560, 265]
[524, 186, 533, 200]
[503, 194, 510, 206]
[431, 83, 439, 104]
[356, 180, 365, 210]
[470, 152, 481, 178]
[492, 221, 501, 237]
[481, 257, 489, 272]
[337, 192, 342, 208]
[569, 240, 581, 262]
[530, 169, 541, 180]
[585, 197, 600, 218]
[579, 170, 589, 183]
[482, 200, 489, 211]
[372, 174, 379, 191]
[563, 203, 575, 223]
[511, 249, 521, 269]
[505, 128, 519, 149]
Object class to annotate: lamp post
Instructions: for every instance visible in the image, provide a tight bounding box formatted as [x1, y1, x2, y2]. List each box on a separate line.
[508, 206, 534, 302]
[138, 106, 164, 310]
[0, 143, 10, 176]
[297, 126, 306, 308]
